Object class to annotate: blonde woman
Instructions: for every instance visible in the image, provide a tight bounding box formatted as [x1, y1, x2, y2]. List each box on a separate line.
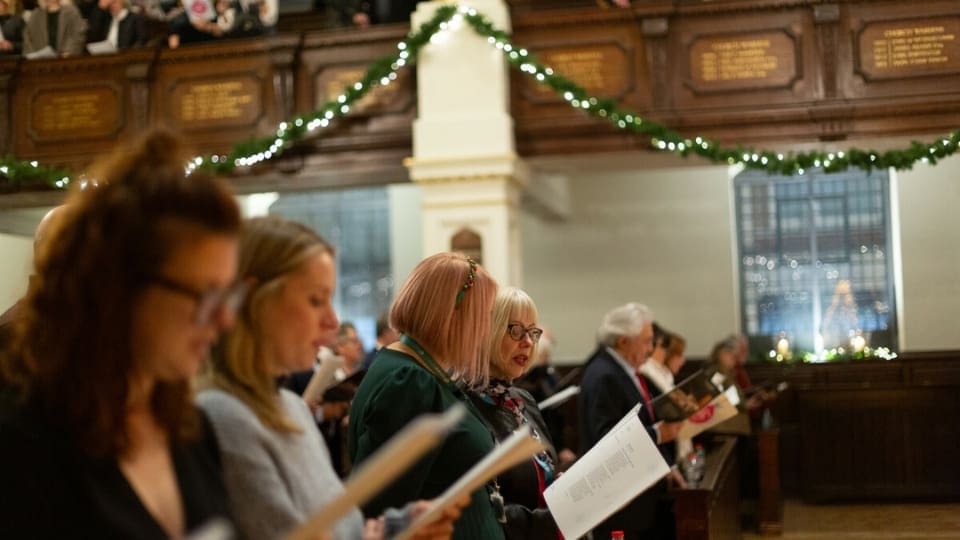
[198, 217, 459, 540]
[467, 287, 559, 540]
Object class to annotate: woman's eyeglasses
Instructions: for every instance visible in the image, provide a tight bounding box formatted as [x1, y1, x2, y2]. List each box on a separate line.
[150, 275, 248, 326]
[506, 323, 543, 343]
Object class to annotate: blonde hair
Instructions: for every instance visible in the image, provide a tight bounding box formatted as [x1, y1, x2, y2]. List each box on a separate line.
[390, 252, 497, 388]
[665, 332, 686, 361]
[204, 216, 333, 433]
[487, 287, 540, 380]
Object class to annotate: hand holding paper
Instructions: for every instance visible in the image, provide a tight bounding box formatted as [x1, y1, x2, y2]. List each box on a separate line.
[393, 425, 547, 540]
[302, 354, 345, 404]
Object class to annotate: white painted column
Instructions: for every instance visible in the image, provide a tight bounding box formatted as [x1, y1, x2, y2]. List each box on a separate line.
[406, 0, 526, 287]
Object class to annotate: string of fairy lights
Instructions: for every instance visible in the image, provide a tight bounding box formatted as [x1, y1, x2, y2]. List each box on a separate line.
[2, 3, 959, 191]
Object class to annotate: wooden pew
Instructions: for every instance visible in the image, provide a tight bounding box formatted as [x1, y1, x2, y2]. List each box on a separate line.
[675, 435, 741, 540]
[757, 427, 783, 535]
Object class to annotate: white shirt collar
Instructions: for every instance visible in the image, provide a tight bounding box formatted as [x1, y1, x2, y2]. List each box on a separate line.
[605, 346, 644, 393]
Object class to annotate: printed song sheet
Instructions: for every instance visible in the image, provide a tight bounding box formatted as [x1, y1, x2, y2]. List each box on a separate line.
[676, 385, 741, 440]
[302, 354, 345, 403]
[544, 409, 669, 540]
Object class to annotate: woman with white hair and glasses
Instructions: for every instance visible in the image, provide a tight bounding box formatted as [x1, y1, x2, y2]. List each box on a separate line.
[578, 302, 682, 540]
[467, 287, 559, 540]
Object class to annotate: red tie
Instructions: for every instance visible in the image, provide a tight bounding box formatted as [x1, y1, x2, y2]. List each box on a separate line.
[635, 371, 656, 422]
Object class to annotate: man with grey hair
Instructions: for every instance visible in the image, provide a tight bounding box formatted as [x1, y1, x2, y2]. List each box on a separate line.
[579, 302, 682, 540]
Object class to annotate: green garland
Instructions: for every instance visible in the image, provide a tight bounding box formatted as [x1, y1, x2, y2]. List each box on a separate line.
[3, 4, 960, 190]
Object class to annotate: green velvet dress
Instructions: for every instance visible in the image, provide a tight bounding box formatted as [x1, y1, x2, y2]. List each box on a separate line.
[348, 347, 506, 540]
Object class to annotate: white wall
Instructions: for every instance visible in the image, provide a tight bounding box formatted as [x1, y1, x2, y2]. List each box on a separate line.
[521, 164, 738, 362]
[895, 155, 960, 351]
[388, 183, 424, 287]
[519, 155, 960, 362]
[0, 233, 34, 314]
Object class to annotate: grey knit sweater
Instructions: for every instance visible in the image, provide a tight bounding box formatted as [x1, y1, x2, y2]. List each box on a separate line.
[197, 388, 365, 540]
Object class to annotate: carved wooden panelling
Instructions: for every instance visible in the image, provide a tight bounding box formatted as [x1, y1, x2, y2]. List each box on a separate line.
[296, 25, 415, 152]
[857, 17, 960, 80]
[151, 36, 297, 156]
[686, 30, 800, 94]
[10, 50, 154, 168]
[521, 43, 633, 103]
[843, 0, 960, 105]
[511, 8, 651, 155]
[29, 85, 122, 142]
[313, 64, 413, 115]
[670, 10, 816, 110]
[168, 76, 263, 130]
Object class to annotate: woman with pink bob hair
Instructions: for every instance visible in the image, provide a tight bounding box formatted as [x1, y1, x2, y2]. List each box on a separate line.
[348, 252, 506, 540]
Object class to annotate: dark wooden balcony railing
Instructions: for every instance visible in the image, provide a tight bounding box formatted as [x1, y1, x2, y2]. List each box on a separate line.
[1, 0, 959, 207]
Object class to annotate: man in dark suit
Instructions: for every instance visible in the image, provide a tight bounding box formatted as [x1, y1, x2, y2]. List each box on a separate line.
[579, 302, 682, 540]
[87, 0, 146, 50]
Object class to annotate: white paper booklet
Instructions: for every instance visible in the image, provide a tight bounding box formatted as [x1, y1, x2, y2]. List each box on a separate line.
[677, 385, 741, 440]
[301, 351, 345, 404]
[26, 46, 57, 60]
[677, 386, 740, 439]
[86, 40, 117, 55]
[393, 424, 547, 540]
[544, 408, 670, 540]
[285, 405, 467, 540]
[538, 385, 579, 410]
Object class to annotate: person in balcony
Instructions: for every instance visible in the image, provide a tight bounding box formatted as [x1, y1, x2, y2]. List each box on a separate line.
[0, 0, 25, 54]
[22, 0, 86, 56]
[166, 0, 224, 48]
[326, 0, 416, 29]
[235, 0, 273, 34]
[87, 0, 146, 50]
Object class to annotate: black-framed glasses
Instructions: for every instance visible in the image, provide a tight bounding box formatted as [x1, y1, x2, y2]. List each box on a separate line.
[150, 275, 248, 326]
[506, 323, 543, 343]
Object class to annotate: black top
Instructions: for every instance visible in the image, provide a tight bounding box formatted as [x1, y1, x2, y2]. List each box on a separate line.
[46, 10, 58, 49]
[0, 14, 25, 55]
[468, 385, 560, 540]
[86, 7, 147, 50]
[0, 403, 233, 538]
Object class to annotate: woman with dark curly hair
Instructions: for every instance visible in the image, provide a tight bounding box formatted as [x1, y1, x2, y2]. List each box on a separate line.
[0, 131, 244, 538]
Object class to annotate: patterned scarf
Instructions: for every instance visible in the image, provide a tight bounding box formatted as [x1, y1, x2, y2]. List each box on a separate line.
[479, 379, 556, 485]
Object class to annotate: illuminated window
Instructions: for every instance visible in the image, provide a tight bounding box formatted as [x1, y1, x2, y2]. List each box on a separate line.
[270, 187, 393, 348]
[734, 169, 898, 357]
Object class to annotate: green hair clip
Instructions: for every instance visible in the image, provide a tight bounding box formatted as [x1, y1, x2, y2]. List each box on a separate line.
[455, 257, 478, 307]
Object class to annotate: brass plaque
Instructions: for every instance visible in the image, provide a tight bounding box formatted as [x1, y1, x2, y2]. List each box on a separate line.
[859, 17, 960, 79]
[171, 76, 262, 128]
[526, 44, 629, 98]
[689, 31, 797, 91]
[30, 87, 120, 141]
[316, 66, 411, 114]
